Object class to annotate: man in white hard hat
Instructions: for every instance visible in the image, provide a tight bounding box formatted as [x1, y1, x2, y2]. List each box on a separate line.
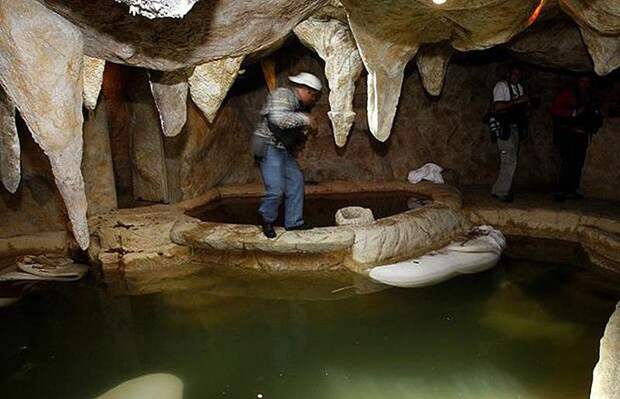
[251, 72, 322, 238]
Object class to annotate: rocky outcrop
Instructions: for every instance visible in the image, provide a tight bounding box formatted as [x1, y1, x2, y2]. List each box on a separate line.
[340, 0, 548, 142]
[346, 205, 469, 271]
[114, 0, 200, 19]
[42, 0, 327, 70]
[507, 18, 593, 72]
[188, 56, 244, 123]
[294, 16, 363, 146]
[0, 87, 19, 193]
[148, 69, 189, 137]
[82, 56, 106, 111]
[464, 192, 620, 275]
[0, 0, 89, 249]
[590, 302, 620, 399]
[560, 0, 620, 76]
[416, 43, 453, 97]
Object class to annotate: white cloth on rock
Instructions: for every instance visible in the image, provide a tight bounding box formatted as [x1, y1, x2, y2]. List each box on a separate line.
[407, 163, 444, 184]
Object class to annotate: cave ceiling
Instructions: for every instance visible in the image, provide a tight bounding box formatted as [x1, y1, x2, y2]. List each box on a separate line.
[0, 0, 619, 248]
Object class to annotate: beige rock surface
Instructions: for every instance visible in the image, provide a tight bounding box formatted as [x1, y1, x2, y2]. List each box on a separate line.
[114, 0, 200, 19]
[508, 17, 593, 72]
[340, 0, 546, 142]
[464, 191, 620, 274]
[560, 0, 620, 76]
[82, 55, 106, 111]
[294, 16, 363, 146]
[590, 301, 620, 399]
[0, 87, 19, 193]
[42, 0, 326, 71]
[88, 206, 194, 283]
[0, 0, 88, 249]
[149, 69, 189, 137]
[82, 97, 118, 216]
[188, 56, 244, 123]
[416, 43, 453, 97]
[347, 205, 470, 270]
[171, 219, 355, 254]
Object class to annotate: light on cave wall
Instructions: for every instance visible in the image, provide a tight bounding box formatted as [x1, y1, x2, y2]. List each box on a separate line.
[527, 0, 545, 26]
[432, 0, 447, 4]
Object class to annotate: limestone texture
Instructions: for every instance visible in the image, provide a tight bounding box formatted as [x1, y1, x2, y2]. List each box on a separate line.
[416, 43, 453, 97]
[294, 16, 363, 146]
[114, 0, 200, 19]
[82, 56, 106, 111]
[508, 18, 593, 72]
[590, 302, 620, 399]
[464, 191, 620, 275]
[347, 205, 470, 271]
[149, 69, 189, 137]
[42, 0, 326, 70]
[82, 97, 118, 216]
[0, 87, 19, 193]
[188, 56, 244, 123]
[0, 0, 88, 249]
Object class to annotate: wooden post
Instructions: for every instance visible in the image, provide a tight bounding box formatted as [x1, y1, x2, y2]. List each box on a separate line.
[261, 58, 277, 92]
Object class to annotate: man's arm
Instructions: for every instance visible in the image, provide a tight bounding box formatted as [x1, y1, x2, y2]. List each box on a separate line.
[265, 88, 310, 130]
[493, 81, 528, 111]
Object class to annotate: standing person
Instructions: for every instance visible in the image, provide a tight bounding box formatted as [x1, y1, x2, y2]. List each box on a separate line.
[251, 72, 322, 238]
[550, 75, 603, 201]
[490, 64, 530, 203]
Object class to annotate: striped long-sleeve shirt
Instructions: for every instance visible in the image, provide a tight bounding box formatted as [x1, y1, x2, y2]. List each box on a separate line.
[254, 87, 310, 149]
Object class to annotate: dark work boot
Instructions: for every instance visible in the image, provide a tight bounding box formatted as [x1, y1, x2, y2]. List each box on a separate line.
[260, 220, 276, 239]
[285, 222, 314, 231]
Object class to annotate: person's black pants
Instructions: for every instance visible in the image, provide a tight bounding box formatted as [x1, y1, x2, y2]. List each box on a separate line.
[557, 129, 589, 194]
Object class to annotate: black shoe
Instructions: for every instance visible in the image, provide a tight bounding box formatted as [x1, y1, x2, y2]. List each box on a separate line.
[495, 194, 513, 203]
[260, 221, 276, 239]
[285, 222, 313, 231]
[553, 192, 566, 202]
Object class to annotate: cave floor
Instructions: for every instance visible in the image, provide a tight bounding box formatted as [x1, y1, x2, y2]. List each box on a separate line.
[462, 188, 620, 220]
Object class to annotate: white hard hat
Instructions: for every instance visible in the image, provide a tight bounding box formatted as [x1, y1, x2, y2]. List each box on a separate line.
[288, 72, 323, 92]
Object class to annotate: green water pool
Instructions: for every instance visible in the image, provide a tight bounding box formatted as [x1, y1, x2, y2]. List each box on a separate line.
[0, 257, 618, 399]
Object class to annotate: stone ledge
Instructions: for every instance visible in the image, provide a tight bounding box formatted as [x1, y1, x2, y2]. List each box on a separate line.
[0, 230, 75, 257]
[170, 219, 355, 254]
[463, 190, 620, 274]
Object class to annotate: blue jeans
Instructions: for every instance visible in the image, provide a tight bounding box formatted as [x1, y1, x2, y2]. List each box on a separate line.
[258, 145, 305, 228]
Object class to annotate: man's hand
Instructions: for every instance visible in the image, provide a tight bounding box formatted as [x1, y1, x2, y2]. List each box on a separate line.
[514, 94, 530, 105]
[306, 114, 319, 136]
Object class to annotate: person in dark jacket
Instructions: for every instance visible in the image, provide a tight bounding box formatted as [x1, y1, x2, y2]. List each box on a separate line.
[551, 75, 603, 201]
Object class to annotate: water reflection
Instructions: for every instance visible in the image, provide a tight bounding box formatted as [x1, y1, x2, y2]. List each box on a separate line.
[0, 258, 617, 399]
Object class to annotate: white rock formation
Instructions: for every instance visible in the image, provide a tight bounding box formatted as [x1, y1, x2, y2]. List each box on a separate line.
[590, 302, 620, 399]
[188, 56, 244, 123]
[115, 0, 200, 19]
[416, 43, 453, 97]
[0, 87, 20, 193]
[579, 26, 620, 76]
[149, 69, 189, 136]
[82, 56, 106, 111]
[561, 0, 620, 76]
[294, 16, 363, 147]
[96, 373, 183, 399]
[340, 0, 560, 141]
[0, 0, 89, 249]
[346, 13, 418, 142]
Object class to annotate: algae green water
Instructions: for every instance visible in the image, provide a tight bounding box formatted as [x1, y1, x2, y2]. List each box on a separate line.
[0, 258, 617, 399]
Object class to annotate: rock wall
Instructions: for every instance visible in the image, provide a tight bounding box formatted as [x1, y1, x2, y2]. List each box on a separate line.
[219, 42, 620, 200]
[1, 40, 619, 240]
